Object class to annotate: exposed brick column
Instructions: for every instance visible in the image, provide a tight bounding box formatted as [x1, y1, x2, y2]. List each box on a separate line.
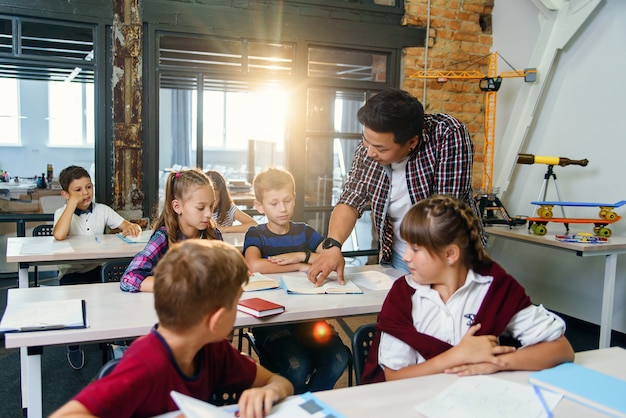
[402, 0, 494, 192]
[112, 0, 144, 219]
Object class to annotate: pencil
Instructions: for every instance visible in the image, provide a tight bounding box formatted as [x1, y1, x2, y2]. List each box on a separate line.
[532, 384, 553, 418]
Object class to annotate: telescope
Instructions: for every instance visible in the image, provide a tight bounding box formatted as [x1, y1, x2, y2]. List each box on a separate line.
[517, 153, 589, 167]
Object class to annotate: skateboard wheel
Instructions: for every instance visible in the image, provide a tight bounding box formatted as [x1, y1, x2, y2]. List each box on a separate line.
[534, 225, 547, 235]
[593, 226, 602, 235]
[598, 227, 612, 238]
[537, 207, 553, 219]
[605, 211, 617, 221]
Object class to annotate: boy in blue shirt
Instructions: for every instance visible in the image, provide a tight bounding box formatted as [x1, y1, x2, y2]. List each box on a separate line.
[244, 167, 350, 393]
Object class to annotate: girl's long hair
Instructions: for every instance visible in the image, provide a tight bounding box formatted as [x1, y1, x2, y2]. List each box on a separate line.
[152, 168, 218, 246]
[205, 170, 234, 225]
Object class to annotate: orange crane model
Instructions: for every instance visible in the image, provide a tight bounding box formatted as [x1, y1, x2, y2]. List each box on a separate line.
[410, 52, 536, 193]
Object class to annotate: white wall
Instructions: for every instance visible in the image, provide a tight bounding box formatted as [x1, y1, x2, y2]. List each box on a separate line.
[492, 0, 626, 332]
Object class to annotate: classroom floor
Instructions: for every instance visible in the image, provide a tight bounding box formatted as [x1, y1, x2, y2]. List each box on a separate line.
[0, 273, 624, 417]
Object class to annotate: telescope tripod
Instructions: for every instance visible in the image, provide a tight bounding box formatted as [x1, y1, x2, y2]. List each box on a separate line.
[535, 165, 566, 218]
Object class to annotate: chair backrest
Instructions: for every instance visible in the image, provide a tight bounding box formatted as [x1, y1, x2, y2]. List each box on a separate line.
[32, 224, 54, 237]
[97, 358, 121, 379]
[101, 260, 130, 283]
[351, 323, 377, 385]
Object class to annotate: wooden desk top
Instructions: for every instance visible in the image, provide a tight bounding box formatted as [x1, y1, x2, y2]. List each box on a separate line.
[6, 231, 245, 264]
[312, 347, 626, 418]
[3, 265, 402, 349]
[485, 225, 626, 255]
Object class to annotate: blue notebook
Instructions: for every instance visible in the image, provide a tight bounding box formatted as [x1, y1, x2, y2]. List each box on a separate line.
[529, 362, 626, 417]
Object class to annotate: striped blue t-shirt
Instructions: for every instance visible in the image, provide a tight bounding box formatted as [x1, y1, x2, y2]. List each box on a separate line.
[243, 221, 323, 257]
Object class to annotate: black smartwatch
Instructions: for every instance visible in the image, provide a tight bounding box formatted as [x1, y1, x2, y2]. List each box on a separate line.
[322, 237, 342, 250]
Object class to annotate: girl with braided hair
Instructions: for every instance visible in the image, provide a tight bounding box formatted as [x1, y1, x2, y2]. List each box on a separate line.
[361, 195, 574, 384]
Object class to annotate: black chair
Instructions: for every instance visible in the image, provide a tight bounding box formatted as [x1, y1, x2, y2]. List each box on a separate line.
[97, 358, 121, 379]
[351, 323, 377, 385]
[32, 224, 55, 286]
[101, 259, 130, 283]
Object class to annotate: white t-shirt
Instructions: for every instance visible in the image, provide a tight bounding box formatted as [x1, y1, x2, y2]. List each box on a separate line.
[53, 202, 126, 276]
[378, 271, 566, 371]
[388, 157, 412, 259]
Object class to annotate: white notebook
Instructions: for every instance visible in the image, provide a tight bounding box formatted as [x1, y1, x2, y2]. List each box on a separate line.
[0, 298, 87, 332]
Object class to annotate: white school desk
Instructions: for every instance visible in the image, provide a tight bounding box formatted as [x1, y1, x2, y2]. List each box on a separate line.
[309, 346, 626, 418]
[5, 231, 246, 289]
[485, 225, 626, 349]
[3, 264, 403, 418]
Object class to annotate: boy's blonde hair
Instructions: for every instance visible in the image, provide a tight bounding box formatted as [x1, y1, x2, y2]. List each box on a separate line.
[252, 167, 295, 202]
[153, 239, 249, 331]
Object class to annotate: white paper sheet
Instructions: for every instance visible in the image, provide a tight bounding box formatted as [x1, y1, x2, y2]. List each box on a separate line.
[414, 375, 562, 418]
[20, 240, 73, 254]
[345, 270, 395, 290]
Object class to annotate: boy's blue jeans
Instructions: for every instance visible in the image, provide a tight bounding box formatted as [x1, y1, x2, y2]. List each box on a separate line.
[252, 322, 350, 394]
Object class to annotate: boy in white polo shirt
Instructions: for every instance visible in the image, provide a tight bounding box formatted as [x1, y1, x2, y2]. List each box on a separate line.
[53, 165, 141, 369]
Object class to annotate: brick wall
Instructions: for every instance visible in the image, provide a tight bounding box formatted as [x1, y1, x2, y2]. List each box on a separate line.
[402, 0, 494, 191]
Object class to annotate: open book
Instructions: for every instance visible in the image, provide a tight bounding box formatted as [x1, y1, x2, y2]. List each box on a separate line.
[281, 273, 363, 294]
[0, 299, 87, 332]
[170, 390, 346, 418]
[170, 391, 232, 418]
[243, 272, 279, 292]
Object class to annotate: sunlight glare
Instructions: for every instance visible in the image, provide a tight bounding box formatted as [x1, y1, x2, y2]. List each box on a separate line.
[247, 87, 288, 150]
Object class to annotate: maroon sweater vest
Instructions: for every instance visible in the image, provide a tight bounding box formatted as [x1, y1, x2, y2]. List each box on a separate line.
[361, 261, 531, 384]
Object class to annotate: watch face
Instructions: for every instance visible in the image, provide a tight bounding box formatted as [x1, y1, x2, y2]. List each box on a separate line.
[323, 238, 341, 249]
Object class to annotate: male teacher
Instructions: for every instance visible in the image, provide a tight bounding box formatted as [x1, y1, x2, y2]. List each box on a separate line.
[307, 87, 483, 285]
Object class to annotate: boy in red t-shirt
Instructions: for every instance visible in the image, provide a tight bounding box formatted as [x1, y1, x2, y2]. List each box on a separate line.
[50, 239, 293, 418]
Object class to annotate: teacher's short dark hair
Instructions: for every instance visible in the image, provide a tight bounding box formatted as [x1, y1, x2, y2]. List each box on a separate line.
[357, 88, 424, 145]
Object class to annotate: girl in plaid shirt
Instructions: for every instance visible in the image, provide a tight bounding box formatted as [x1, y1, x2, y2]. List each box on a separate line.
[120, 168, 222, 292]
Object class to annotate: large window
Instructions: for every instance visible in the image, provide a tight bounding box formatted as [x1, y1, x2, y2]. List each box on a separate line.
[0, 77, 19, 145]
[48, 80, 94, 147]
[157, 34, 294, 184]
[0, 15, 97, 182]
[154, 30, 393, 261]
[200, 88, 288, 151]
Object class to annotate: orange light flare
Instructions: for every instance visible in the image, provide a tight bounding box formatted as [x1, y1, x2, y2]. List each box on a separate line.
[312, 321, 332, 344]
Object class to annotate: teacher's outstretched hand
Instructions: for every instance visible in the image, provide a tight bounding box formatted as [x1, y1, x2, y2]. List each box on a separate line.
[307, 243, 345, 287]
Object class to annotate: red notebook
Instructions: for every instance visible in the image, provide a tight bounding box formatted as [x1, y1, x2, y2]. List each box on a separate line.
[237, 297, 285, 318]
